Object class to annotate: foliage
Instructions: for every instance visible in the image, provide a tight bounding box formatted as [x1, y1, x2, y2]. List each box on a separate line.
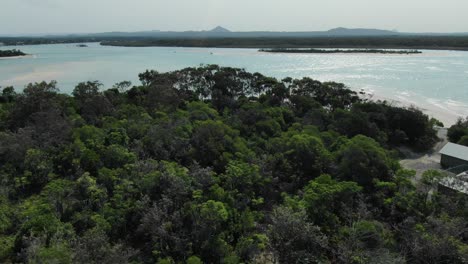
[0, 66, 461, 263]
[448, 117, 468, 146]
[0, 49, 26, 57]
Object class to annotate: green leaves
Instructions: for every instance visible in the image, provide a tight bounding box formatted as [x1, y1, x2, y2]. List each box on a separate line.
[335, 135, 399, 191]
[301, 174, 361, 229]
[190, 120, 251, 172]
[73, 125, 106, 148]
[198, 200, 229, 223]
[0, 66, 463, 263]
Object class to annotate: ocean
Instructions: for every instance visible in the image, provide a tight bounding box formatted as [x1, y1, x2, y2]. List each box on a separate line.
[1, 42, 468, 125]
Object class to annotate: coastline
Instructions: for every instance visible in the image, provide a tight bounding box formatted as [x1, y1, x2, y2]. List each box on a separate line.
[359, 90, 465, 127]
[0, 43, 466, 127]
[259, 48, 422, 55]
[0, 54, 33, 60]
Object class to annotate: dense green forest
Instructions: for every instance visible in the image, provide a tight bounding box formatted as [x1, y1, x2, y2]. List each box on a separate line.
[0, 49, 26, 57]
[0, 65, 467, 263]
[259, 49, 422, 54]
[3, 35, 468, 50]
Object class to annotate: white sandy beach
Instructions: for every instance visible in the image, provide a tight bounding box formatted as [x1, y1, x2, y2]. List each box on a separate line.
[0, 55, 34, 60]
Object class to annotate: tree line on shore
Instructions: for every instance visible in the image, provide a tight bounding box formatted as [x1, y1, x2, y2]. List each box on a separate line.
[0, 65, 466, 263]
[259, 48, 422, 54]
[3, 35, 468, 50]
[0, 49, 26, 57]
[98, 36, 468, 50]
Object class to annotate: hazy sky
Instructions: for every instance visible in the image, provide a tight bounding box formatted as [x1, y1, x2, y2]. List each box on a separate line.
[2, 0, 468, 35]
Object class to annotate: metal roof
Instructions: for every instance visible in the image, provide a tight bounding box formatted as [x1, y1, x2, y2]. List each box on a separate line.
[440, 142, 468, 161]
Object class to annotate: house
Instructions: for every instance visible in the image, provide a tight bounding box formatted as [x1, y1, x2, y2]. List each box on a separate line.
[439, 142, 468, 169]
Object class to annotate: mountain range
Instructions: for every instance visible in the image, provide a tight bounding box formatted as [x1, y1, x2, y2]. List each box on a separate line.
[3, 27, 468, 39]
[38, 26, 466, 39]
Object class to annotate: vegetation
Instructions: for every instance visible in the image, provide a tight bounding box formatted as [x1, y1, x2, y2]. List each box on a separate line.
[0, 65, 465, 264]
[259, 48, 422, 54]
[98, 36, 468, 50]
[0, 49, 26, 57]
[3, 35, 468, 50]
[448, 117, 468, 146]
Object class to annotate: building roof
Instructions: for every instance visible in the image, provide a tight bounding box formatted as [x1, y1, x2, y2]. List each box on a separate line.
[439, 171, 468, 194]
[440, 142, 468, 161]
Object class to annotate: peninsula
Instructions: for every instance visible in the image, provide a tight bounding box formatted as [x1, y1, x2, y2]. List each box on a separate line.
[0, 49, 27, 57]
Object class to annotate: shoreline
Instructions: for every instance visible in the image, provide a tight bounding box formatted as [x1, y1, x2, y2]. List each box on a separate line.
[3, 41, 468, 53]
[259, 48, 422, 55]
[0, 43, 465, 126]
[0, 54, 33, 60]
[359, 89, 465, 127]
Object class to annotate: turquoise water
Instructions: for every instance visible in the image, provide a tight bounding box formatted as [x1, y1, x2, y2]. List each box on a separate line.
[1, 42, 468, 124]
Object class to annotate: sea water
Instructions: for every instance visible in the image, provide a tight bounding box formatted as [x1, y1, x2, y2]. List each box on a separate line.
[1, 42, 468, 125]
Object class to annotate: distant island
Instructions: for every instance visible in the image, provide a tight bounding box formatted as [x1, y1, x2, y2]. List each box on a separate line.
[259, 48, 422, 54]
[76, 44, 88, 47]
[0, 49, 26, 57]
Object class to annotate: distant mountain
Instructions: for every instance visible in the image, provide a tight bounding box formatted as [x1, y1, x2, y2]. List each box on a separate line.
[209, 26, 231, 33]
[6, 27, 468, 39]
[58, 27, 402, 39]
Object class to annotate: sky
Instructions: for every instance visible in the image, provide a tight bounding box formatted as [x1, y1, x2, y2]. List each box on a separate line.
[2, 0, 468, 35]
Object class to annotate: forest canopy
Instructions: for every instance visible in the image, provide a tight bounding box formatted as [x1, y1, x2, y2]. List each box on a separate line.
[0, 65, 466, 264]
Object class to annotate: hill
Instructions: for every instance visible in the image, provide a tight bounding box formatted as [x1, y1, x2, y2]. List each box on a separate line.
[209, 26, 231, 33]
[4, 27, 468, 40]
[79, 26, 401, 38]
